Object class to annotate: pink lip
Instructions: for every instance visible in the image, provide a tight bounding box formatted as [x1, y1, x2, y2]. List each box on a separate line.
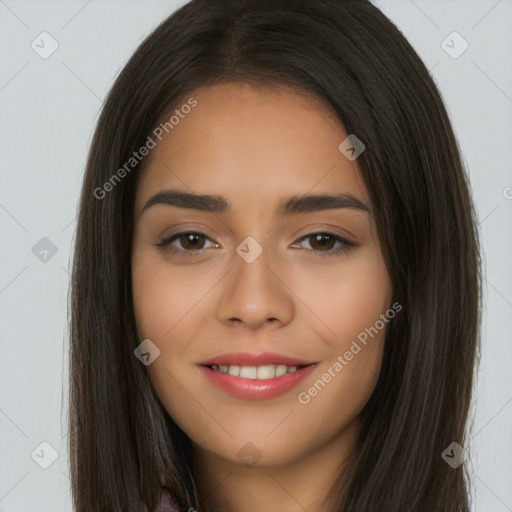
[199, 363, 317, 401]
[199, 351, 315, 367]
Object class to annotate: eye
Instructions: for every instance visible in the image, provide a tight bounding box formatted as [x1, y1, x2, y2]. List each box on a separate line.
[155, 231, 358, 257]
[292, 232, 358, 256]
[155, 231, 216, 254]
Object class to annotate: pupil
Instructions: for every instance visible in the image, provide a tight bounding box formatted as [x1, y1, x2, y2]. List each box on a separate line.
[184, 233, 203, 249]
[312, 234, 332, 250]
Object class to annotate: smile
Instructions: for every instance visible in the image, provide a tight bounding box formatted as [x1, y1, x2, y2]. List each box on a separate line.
[210, 363, 300, 379]
[198, 352, 317, 400]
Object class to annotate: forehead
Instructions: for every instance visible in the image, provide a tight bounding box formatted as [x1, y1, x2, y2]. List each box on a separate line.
[135, 81, 368, 214]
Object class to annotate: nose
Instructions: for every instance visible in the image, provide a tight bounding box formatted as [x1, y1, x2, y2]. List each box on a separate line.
[215, 249, 295, 331]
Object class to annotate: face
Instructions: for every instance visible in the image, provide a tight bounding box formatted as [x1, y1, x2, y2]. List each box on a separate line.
[131, 81, 392, 469]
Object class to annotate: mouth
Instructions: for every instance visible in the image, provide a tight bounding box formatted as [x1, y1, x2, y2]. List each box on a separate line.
[198, 352, 318, 400]
[205, 363, 309, 379]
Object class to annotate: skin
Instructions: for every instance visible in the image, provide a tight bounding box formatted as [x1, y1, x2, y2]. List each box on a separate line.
[131, 81, 392, 512]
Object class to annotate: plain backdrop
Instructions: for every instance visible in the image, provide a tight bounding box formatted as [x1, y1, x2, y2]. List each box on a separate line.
[0, 1, 511, 511]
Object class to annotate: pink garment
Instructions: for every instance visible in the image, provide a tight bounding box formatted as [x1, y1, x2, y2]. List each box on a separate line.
[156, 486, 178, 512]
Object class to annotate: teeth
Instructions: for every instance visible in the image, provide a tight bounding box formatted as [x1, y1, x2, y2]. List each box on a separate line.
[275, 364, 287, 377]
[228, 365, 240, 376]
[239, 366, 257, 379]
[257, 365, 275, 379]
[211, 364, 301, 379]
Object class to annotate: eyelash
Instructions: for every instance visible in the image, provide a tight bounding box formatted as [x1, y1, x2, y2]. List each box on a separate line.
[154, 230, 359, 257]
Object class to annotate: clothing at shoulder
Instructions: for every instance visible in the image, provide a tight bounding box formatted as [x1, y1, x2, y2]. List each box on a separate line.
[156, 486, 178, 512]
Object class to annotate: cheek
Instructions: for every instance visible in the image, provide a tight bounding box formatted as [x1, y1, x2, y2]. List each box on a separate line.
[332, 276, 390, 357]
[296, 249, 392, 349]
[132, 266, 171, 341]
[131, 260, 203, 428]
[293, 250, 391, 398]
[131, 255, 206, 344]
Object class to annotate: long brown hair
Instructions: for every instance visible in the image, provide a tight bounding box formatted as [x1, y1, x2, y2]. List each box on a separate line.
[69, 0, 482, 510]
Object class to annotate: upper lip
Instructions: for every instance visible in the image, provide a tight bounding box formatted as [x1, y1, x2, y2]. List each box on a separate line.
[199, 352, 316, 367]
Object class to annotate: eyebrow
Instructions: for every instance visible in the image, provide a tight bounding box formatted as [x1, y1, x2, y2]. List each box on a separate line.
[140, 189, 371, 217]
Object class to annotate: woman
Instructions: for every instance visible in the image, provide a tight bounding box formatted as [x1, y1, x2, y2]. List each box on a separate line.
[69, 1, 481, 510]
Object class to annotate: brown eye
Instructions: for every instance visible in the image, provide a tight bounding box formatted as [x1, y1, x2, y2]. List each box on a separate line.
[155, 231, 215, 253]
[155, 230, 358, 258]
[308, 233, 337, 251]
[176, 232, 207, 250]
[294, 232, 358, 257]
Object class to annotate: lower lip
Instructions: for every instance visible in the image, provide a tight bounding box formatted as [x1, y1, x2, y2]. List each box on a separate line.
[199, 364, 317, 400]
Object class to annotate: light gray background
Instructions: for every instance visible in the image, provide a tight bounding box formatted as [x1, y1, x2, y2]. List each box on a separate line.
[0, 1, 511, 511]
